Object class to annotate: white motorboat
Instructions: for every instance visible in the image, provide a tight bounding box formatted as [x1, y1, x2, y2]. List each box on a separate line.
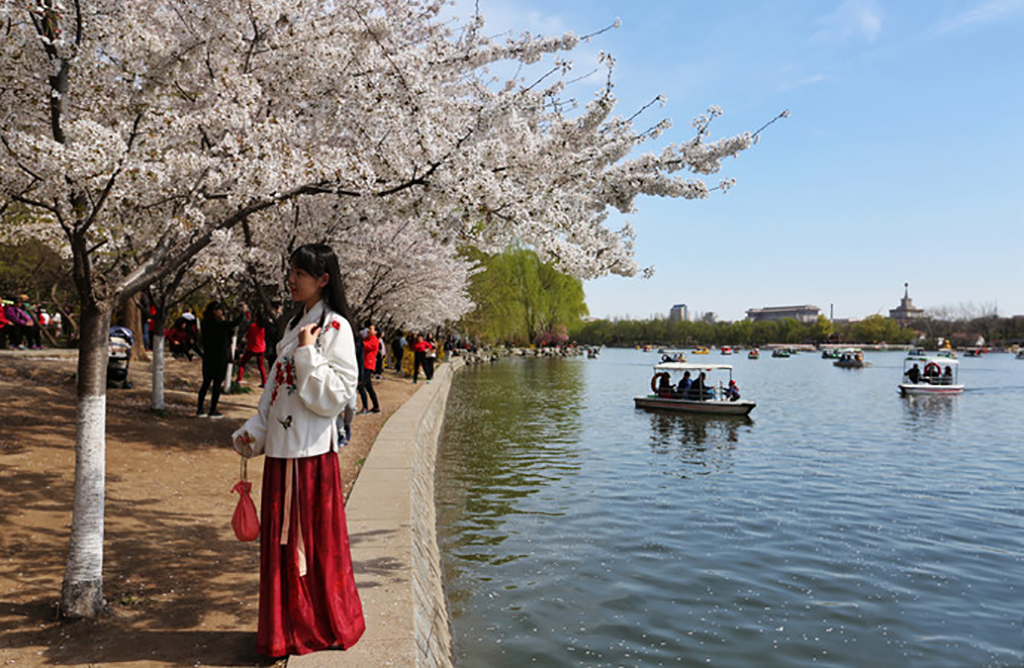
[635, 362, 756, 416]
[899, 354, 964, 396]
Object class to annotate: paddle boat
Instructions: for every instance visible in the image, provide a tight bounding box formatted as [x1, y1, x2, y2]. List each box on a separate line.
[833, 348, 870, 368]
[898, 354, 964, 396]
[636, 362, 756, 416]
[771, 348, 791, 358]
[748, 348, 760, 360]
[692, 346, 710, 355]
[821, 348, 841, 359]
[720, 346, 733, 355]
[660, 349, 687, 363]
[1016, 349, 1024, 360]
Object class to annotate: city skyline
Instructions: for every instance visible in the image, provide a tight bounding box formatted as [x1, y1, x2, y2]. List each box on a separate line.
[659, 282, 961, 324]
[459, 0, 1024, 321]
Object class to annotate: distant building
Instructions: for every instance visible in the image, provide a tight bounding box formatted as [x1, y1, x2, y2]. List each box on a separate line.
[669, 303, 689, 322]
[889, 283, 925, 325]
[746, 305, 821, 324]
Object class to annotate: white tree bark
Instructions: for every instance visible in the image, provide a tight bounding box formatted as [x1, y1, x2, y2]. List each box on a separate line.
[223, 331, 238, 393]
[151, 332, 166, 411]
[60, 307, 110, 618]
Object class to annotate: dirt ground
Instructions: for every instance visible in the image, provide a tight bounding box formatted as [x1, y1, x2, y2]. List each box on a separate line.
[0, 351, 418, 667]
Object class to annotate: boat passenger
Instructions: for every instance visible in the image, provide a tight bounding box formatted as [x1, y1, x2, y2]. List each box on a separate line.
[688, 372, 709, 401]
[675, 371, 692, 397]
[942, 366, 953, 385]
[905, 363, 921, 384]
[657, 373, 673, 396]
[726, 380, 741, 402]
[923, 362, 941, 383]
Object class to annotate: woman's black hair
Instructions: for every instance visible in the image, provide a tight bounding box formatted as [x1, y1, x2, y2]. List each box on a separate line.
[287, 243, 354, 332]
[202, 301, 223, 321]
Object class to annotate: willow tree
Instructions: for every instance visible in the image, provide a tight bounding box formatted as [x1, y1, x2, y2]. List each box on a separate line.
[462, 247, 588, 345]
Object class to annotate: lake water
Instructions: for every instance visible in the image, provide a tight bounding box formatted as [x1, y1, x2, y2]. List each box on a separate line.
[436, 348, 1024, 667]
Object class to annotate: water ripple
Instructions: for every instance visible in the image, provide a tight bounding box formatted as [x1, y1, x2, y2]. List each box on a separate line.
[438, 350, 1024, 667]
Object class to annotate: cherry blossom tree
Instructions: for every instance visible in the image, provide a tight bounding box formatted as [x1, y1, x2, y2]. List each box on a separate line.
[236, 202, 478, 330]
[0, 0, 774, 618]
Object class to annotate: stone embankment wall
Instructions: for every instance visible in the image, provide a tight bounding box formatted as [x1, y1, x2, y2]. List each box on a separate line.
[410, 358, 461, 666]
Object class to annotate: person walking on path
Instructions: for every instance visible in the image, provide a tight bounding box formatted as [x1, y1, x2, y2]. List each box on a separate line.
[232, 243, 364, 658]
[236, 313, 268, 387]
[196, 301, 243, 418]
[357, 324, 381, 414]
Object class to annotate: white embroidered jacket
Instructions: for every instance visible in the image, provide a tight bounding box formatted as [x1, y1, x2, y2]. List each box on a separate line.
[232, 301, 358, 459]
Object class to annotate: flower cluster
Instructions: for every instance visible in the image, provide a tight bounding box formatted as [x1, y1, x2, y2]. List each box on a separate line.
[0, 0, 768, 300]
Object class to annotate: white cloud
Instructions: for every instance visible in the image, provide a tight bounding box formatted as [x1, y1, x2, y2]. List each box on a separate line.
[932, 0, 1024, 34]
[777, 73, 827, 93]
[813, 0, 883, 43]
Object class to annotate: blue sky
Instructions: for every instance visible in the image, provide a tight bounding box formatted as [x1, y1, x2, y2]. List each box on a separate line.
[454, 0, 1024, 321]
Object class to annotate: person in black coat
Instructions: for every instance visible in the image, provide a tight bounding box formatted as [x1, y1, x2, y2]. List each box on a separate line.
[197, 301, 244, 418]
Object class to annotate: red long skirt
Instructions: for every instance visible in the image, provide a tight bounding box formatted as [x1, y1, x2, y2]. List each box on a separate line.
[258, 453, 365, 657]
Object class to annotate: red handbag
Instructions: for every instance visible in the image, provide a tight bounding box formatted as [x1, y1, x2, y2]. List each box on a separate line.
[231, 457, 260, 542]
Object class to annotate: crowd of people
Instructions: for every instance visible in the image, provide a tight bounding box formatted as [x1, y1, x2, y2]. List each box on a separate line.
[0, 294, 63, 350]
[167, 301, 452, 435]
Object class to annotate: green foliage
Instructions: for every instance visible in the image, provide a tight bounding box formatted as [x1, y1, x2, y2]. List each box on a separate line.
[848, 314, 912, 344]
[0, 240, 75, 306]
[460, 247, 589, 345]
[572, 313, 914, 347]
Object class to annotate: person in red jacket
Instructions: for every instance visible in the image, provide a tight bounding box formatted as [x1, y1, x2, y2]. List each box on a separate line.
[236, 312, 268, 387]
[411, 332, 435, 383]
[358, 324, 380, 414]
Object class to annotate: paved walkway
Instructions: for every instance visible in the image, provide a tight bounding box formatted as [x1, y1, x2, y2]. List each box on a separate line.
[288, 359, 461, 668]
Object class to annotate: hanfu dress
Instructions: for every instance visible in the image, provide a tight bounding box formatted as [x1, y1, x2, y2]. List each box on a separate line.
[233, 300, 364, 656]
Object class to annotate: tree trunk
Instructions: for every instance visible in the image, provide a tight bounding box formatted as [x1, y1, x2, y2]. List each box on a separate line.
[151, 309, 167, 411]
[223, 330, 238, 393]
[121, 295, 149, 363]
[60, 302, 111, 618]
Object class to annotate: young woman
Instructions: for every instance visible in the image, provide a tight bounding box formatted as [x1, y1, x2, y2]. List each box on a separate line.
[232, 244, 364, 657]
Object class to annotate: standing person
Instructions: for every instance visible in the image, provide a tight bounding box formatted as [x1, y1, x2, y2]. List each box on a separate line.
[232, 243, 364, 658]
[181, 309, 201, 360]
[236, 312, 268, 387]
[374, 341, 384, 380]
[19, 295, 43, 349]
[391, 331, 406, 372]
[196, 301, 242, 418]
[411, 332, 425, 383]
[423, 334, 437, 381]
[358, 324, 381, 414]
[411, 332, 434, 383]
